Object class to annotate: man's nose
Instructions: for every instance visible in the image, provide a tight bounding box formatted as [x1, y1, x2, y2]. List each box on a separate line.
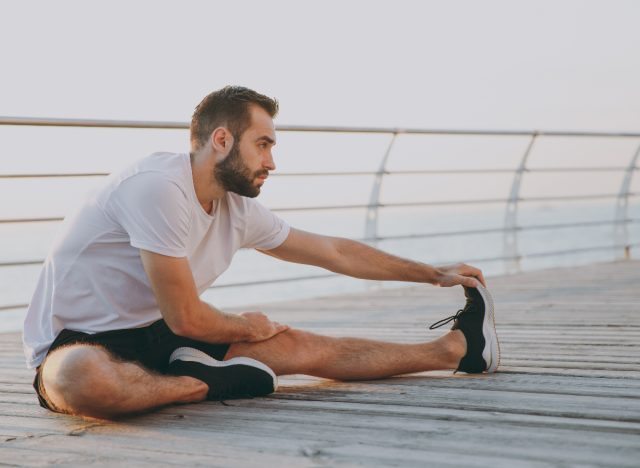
[264, 152, 276, 171]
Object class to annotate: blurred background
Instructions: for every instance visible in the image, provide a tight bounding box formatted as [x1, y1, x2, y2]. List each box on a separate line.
[1, 0, 639, 331]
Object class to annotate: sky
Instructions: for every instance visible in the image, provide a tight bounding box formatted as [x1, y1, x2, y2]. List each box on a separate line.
[1, 0, 639, 329]
[1, 0, 639, 131]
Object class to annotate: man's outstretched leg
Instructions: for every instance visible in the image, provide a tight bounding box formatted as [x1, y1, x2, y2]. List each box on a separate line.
[223, 285, 499, 379]
[225, 328, 467, 380]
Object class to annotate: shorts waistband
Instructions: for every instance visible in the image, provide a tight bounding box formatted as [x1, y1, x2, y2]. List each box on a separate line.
[141, 319, 172, 343]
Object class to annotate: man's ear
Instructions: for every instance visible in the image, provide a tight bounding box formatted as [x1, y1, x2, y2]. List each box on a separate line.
[210, 127, 234, 158]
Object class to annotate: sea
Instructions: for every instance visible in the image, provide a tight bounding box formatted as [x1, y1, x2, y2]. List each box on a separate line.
[2, 126, 639, 333]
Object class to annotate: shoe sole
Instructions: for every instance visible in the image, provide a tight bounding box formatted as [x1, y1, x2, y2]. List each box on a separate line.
[477, 285, 500, 373]
[169, 347, 278, 390]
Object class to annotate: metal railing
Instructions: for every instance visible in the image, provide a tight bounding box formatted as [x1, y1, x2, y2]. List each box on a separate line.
[1, 116, 639, 312]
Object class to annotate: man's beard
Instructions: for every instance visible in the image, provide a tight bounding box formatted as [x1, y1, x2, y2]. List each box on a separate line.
[214, 143, 267, 198]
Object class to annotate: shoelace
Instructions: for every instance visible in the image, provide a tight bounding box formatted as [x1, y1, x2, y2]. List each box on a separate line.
[428, 309, 464, 330]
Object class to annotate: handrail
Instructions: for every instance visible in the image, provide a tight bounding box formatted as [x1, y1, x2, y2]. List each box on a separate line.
[2, 116, 640, 137]
[1, 116, 638, 312]
[1, 166, 637, 180]
[504, 133, 537, 273]
[614, 142, 640, 260]
[0, 172, 111, 179]
[365, 133, 397, 245]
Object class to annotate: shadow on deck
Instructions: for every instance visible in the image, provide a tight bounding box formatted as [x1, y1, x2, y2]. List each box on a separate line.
[1, 260, 639, 467]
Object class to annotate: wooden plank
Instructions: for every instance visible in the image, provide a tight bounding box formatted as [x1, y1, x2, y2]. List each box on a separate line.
[0, 259, 639, 467]
[5, 400, 639, 467]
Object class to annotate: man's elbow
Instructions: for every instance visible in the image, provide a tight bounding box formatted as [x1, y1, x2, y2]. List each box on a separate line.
[329, 238, 357, 274]
[163, 306, 200, 338]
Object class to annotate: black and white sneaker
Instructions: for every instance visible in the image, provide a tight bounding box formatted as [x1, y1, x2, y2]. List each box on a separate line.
[167, 347, 278, 400]
[429, 285, 500, 373]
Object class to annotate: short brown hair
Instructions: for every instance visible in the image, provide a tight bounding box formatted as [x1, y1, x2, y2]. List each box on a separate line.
[190, 86, 279, 151]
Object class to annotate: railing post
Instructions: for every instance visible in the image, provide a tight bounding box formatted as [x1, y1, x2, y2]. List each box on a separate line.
[614, 142, 640, 260]
[503, 133, 538, 274]
[364, 132, 398, 246]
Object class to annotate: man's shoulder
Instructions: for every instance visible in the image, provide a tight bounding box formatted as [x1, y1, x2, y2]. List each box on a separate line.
[138, 151, 186, 167]
[126, 152, 187, 180]
[105, 152, 188, 192]
[92, 152, 190, 216]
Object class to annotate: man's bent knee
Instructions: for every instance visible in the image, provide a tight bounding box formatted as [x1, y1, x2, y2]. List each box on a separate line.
[41, 344, 119, 415]
[225, 328, 326, 374]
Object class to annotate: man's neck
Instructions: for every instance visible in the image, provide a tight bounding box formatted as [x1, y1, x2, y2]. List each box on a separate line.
[190, 150, 226, 214]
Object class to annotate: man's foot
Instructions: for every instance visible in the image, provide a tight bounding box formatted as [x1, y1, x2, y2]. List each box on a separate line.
[429, 285, 500, 373]
[167, 347, 277, 400]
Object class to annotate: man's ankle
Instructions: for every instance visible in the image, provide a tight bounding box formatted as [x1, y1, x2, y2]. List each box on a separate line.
[174, 376, 208, 403]
[443, 330, 467, 369]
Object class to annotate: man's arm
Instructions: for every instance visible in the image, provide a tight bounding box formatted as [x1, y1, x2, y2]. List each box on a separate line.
[260, 228, 486, 288]
[139, 250, 288, 343]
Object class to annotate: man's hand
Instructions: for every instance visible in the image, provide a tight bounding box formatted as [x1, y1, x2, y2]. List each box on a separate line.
[434, 263, 486, 288]
[241, 311, 289, 342]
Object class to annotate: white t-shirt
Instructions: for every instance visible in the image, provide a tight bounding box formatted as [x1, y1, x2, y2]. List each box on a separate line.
[22, 152, 290, 369]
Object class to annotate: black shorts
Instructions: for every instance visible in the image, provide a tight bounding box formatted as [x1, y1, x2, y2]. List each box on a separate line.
[33, 319, 229, 413]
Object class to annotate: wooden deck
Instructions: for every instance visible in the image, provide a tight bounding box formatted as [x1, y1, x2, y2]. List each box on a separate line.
[1, 260, 639, 467]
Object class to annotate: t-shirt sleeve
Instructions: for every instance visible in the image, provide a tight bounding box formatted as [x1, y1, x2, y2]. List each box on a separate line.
[242, 198, 290, 250]
[107, 172, 190, 257]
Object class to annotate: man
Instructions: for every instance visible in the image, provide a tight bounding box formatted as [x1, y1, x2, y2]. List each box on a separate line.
[23, 86, 499, 419]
